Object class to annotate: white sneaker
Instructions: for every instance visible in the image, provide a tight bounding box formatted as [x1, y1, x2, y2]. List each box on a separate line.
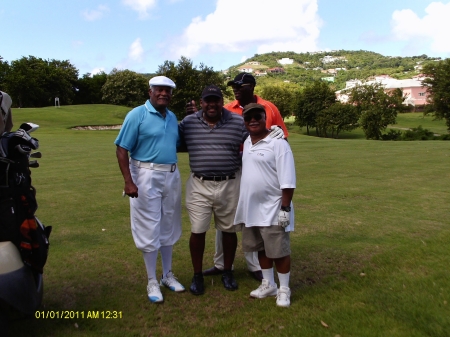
[147, 279, 163, 303]
[250, 279, 278, 298]
[276, 286, 291, 307]
[160, 271, 185, 292]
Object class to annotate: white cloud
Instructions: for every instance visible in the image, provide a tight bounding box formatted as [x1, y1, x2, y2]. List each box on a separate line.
[167, 0, 322, 59]
[91, 68, 106, 76]
[82, 5, 109, 21]
[72, 40, 83, 49]
[122, 0, 157, 19]
[115, 38, 145, 70]
[391, 2, 450, 54]
[128, 38, 144, 62]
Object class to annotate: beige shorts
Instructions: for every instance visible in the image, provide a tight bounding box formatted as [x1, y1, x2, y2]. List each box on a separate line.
[242, 225, 290, 259]
[185, 172, 242, 234]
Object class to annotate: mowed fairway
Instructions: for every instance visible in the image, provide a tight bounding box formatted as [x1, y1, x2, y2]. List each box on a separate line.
[7, 105, 450, 337]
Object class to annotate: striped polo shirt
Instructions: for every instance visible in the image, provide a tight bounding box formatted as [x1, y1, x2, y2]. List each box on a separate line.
[178, 108, 248, 176]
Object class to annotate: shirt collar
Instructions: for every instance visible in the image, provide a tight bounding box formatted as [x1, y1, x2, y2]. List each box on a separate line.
[248, 134, 273, 146]
[145, 100, 170, 118]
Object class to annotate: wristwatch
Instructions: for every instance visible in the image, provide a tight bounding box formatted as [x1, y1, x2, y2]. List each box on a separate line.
[280, 205, 291, 212]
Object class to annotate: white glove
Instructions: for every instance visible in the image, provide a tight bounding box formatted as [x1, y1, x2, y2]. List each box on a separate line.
[278, 209, 290, 228]
[268, 125, 284, 139]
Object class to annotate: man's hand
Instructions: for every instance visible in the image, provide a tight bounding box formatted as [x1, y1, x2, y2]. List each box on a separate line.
[124, 181, 138, 198]
[268, 125, 284, 139]
[186, 100, 198, 115]
[278, 209, 290, 228]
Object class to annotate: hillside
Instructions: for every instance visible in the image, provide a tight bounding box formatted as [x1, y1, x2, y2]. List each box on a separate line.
[225, 50, 441, 90]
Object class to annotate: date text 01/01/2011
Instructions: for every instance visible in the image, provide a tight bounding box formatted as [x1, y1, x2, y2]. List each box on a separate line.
[35, 311, 123, 319]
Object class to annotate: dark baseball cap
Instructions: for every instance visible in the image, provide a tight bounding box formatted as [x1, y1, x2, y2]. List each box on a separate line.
[227, 72, 256, 86]
[242, 103, 266, 115]
[201, 85, 223, 99]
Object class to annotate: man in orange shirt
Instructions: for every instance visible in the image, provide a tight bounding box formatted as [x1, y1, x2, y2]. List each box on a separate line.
[223, 73, 288, 138]
[201, 73, 289, 281]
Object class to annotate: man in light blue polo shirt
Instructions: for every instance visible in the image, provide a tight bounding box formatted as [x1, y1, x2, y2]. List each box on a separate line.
[115, 76, 185, 303]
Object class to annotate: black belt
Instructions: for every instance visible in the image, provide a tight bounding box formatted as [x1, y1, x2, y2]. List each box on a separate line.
[193, 173, 235, 181]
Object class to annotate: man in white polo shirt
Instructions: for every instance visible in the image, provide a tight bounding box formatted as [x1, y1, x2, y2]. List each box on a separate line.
[115, 76, 185, 303]
[234, 103, 296, 307]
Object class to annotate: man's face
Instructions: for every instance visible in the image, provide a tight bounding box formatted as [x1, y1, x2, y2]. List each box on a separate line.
[200, 96, 223, 120]
[231, 83, 254, 102]
[244, 109, 266, 135]
[149, 86, 173, 109]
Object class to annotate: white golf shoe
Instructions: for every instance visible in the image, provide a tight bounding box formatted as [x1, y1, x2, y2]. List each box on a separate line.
[160, 271, 185, 292]
[276, 286, 291, 307]
[147, 279, 163, 303]
[250, 279, 278, 298]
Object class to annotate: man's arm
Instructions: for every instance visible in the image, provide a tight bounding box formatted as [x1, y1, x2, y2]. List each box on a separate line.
[177, 119, 188, 152]
[116, 146, 138, 198]
[267, 101, 289, 138]
[281, 188, 294, 208]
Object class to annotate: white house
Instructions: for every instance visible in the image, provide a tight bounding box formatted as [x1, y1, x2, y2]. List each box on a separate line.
[238, 67, 253, 73]
[277, 58, 294, 65]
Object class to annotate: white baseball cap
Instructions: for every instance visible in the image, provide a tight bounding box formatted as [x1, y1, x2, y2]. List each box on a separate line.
[149, 76, 176, 89]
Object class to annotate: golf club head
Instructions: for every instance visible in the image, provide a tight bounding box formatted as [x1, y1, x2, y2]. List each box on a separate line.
[29, 160, 39, 168]
[19, 123, 40, 133]
[30, 152, 42, 158]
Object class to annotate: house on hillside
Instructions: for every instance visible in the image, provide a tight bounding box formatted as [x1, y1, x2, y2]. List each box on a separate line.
[335, 76, 429, 109]
[268, 67, 285, 74]
[254, 70, 267, 77]
[277, 58, 294, 65]
[238, 67, 253, 73]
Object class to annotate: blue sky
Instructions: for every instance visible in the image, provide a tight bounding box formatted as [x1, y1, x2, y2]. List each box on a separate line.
[2, 0, 449, 76]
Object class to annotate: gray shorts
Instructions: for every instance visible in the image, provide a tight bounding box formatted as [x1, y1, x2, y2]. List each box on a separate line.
[242, 225, 290, 259]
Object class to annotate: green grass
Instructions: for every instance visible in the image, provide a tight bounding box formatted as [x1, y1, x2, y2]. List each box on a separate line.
[284, 112, 449, 139]
[7, 105, 450, 337]
[392, 112, 449, 135]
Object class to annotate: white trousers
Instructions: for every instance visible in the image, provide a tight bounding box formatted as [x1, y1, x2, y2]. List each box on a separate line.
[129, 164, 182, 252]
[214, 230, 261, 272]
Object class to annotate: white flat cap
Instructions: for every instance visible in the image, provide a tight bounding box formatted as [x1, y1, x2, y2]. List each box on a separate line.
[149, 76, 176, 89]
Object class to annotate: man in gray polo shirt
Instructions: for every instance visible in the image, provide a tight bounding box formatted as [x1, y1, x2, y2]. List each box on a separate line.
[179, 85, 247, 295]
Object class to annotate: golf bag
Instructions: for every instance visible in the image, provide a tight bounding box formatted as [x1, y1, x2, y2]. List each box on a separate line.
[0, 123, 51, 274]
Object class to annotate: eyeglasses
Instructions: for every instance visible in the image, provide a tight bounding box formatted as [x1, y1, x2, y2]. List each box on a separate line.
[244, 113, 263, 122]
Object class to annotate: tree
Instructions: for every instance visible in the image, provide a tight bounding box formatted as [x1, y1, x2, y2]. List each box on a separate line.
[101, 69, 148, 107]
[257, 83, 299, 119]
[156, 56, 228, 119]
[4, 56, 78, 107]
[348, 83, 403, 140]
[316, 102, 359, 138]
[0, 56, 9, 91]
[295, 80, 336, 135]
[74, 72, 108, 104]
[422, 59, 450, 131]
